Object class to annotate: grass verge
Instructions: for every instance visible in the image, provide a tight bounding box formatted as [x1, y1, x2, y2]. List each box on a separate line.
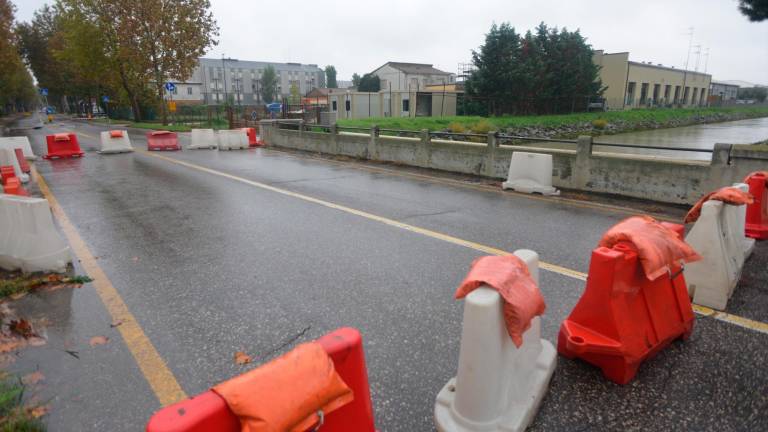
[336, 106, 768, 133]
[88, 118, 229, 132]
[0, 374, 45, 431]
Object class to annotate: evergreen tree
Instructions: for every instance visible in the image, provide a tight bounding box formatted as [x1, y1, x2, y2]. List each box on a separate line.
[324, 65, 337, 88]
[260, 65, 277, 103]
[358, 73, 380, 92]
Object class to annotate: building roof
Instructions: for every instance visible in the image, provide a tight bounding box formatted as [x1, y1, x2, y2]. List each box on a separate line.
[373, 62, 452, 76]
[711, 81, 740, 88]
[198, 58, 322, 72]
[716, 80, 767, 88]
[628, 61, 711, 78]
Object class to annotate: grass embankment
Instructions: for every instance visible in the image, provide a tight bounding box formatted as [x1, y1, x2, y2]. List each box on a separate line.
[337, 106, 768, 136]
[89, 118, 229, 132]
[0, 374, 45, 431]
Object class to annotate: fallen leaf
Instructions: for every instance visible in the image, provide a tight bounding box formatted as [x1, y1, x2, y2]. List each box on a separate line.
[26, 405, 49, 419]
[0, 339, 25, 353]
[28, 336, 47, 347]
[131, 257, 140, 262]
[234, 351, 251, 365]
[46, 274, 63, 283]
[22, 371, 45, 386]
[9, 291, 28, 301]
[9, 319, 36, 338]
[89, 336, 109, 347]
[0, 354, 16, 368]
[110, 320, 123, 328]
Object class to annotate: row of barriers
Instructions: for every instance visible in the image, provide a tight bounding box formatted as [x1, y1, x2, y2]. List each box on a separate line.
[145, 175, 767, 431]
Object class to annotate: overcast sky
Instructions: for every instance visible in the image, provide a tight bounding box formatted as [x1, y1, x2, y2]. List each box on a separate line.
[14, 0, 768, 84]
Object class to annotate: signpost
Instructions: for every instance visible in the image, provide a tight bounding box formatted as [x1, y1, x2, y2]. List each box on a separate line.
[168, 101, 177, 113]
[164, 82, 176, 122]
[102, 96, 110, 124]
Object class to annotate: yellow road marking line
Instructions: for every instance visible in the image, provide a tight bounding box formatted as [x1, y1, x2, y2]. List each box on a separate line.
[32, 166, 187, 406]
[138, 150, 768, 335]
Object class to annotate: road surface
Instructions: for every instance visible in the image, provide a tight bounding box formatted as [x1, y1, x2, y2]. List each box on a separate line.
[6, 115, 768, 431]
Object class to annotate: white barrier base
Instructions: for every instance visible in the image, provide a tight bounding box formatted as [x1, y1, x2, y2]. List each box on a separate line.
[217, 130, 249, 150]
[502, 152, 559, 196]
[0, 137, 36, 160]
[434, 250, 556, 432]
[732, 183, 756, 260]
[0, 147, 29, 183]
[686, 200, 741, 310]
[98, 131, 134, 154]
[0, 195, 71, 273]
[189, 129, 217, 149]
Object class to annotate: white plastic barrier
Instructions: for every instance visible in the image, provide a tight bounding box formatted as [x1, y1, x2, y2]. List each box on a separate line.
[189, 129, 217, 149]
[217, 129, 249, 150]
[730, 183, 755, 260]
[0, 147, 29, 183]
[99, 130, 134, 154]
[502, 152, 559, 195]
[0, 195, 71, 273]
[685, 200, 743, 310]
[0, 136, 36, 160]
[434, 249, 556, 432]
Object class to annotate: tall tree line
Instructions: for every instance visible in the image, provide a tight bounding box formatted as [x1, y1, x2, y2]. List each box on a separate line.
[16, 0, 218, 124]
[0, 0, 37, 113]
[466, 22, 604, 115]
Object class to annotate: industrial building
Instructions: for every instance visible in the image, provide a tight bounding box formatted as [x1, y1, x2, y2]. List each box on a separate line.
[370, 62, 456, 92]
[593, 50, 712, 110]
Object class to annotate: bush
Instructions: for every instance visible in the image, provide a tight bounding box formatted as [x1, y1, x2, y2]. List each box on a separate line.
[471, 119, 495, 134]
[447, 122, 466, 133]
[591, 118, 608, 129]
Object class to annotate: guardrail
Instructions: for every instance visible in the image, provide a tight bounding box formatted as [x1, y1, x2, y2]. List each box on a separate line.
[592, 141, 714, 153]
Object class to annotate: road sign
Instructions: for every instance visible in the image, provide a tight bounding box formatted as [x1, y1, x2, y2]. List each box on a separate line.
[168, 101, 177, 113]
[40, 88, 48, 96]
[102, 96, 109, 103]
[251, 110, 258, 121]
[164, 82, 176, 92]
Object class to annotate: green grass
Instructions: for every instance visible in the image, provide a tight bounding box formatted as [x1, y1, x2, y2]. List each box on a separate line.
[0, 375, 45, 431]
[90, 118, 229, 132]
[337, 106, 768, 133]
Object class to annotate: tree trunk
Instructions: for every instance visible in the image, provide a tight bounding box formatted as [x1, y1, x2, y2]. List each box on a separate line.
[117, 65, 142, 122]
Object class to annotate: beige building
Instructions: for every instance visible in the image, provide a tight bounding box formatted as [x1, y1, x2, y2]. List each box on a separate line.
[327, 89, 457, 120]
[593, 50, 711, 110]
[371, 62, 456, 92]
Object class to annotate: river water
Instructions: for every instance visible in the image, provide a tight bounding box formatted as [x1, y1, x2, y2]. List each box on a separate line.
[525, 116, 768, 161]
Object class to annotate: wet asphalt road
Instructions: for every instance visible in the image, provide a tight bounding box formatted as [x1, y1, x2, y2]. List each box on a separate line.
[7, 115, 768, 431]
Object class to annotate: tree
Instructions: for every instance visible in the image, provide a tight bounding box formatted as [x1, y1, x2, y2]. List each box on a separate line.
[352, 73, 361, 88]
[260, 65, 277, 103]
[738, 0, 768, 21]
[324, 65, 337, 88]
[466, 22, 603, 115]
[288, 83, 300, 104]
[358, 73, 380, 92]
[0, 0, 37, 113]
[110, 0, 219, 125]
[738, 87, 767, 102]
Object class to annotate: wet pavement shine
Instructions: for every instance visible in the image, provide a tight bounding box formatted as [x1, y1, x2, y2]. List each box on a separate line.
[6, 115, 768, 431]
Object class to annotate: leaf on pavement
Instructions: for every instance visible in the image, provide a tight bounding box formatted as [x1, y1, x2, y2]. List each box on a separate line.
[89, 336, 109, 347]
[110, 320, 123, 328]
[28, 336, 46, 347]
[26, 404, 49, 419]
[22, 371, 45, 386]
[234, 351, 251, 365]
[0, 339, 25, 353]
[132, 257, 140, 262]
[9, 319, 36, 338]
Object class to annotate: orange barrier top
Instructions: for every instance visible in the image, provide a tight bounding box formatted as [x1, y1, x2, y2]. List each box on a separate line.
[744, 171, 768, 183]
[212, 341, 353, 432]
[150, 130, 174, 136]
[599, 216, 701, 281]
[109, 130, 124, 138]
[684, 186, 754, 224]
[455, 255, 545, 347]
[54, 133, 70, 141]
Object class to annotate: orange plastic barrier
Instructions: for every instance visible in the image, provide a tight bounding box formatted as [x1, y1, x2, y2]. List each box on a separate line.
[558, 218, 698, 384]
[2, 177, 27, 196]
[0, 166, 14, 184]
[744, 172, 768, 240]
[14, 149, 30, 174]
[43, 133, 84, 159]
[109, 130, 124, 138]
[145, 327, 376, 432]
[240, 128, 263, 147]
[684, 186, 753, 224]
[146, 131, 180, 151]
[454, 255, 545, 347]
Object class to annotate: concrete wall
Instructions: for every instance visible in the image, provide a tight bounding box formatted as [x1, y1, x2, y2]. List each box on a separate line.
[260, 120, 767, 205]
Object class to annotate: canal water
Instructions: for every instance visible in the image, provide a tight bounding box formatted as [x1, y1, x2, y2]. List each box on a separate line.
[523, 116, 768, 161]
[592, 116, 768, 161]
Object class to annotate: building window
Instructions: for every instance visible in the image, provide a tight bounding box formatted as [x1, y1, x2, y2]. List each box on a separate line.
[402, 99, 410, 112]
[639, 83, 649, 105]
[626, 82, 636, 105]
[652, 84, 660, 104]
[332, 100, 337, 111]
[664, 85, 671, 102]
[684, 87, 690, 104]
[692, 88, 699, 105]
[674, 86, 681, 103]
[187, 87, 192, 95]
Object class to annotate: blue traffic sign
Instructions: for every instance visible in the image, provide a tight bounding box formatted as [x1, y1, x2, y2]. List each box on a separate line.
[164, 82, 176, 92]
[40, 88, 48, 96]
[102, 96, 109, 103]
[251, 110, 258, 121]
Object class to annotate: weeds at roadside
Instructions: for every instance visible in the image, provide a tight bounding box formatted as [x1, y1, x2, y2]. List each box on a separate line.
[0, 373, 46, 431]
[0, 274, 93, 302]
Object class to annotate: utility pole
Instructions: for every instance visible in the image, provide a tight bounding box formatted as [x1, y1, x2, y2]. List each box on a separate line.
[681, 27, 694, 106]
[693, 45, 702, 72]
[703, 48, 710, 74]
[222, 54, 229, 104]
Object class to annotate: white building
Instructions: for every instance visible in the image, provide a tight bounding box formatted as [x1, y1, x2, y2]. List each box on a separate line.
[371, 62, 455, 92]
